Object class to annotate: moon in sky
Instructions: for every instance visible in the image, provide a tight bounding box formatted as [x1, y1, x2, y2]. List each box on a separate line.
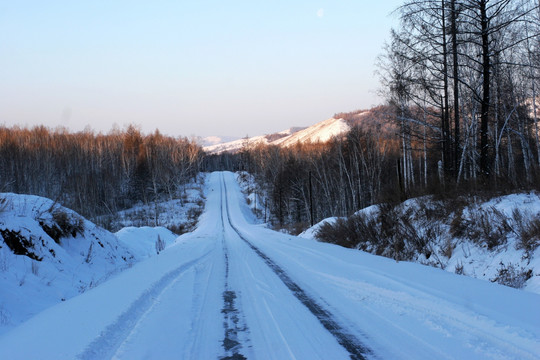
[317, 8, 324, 18]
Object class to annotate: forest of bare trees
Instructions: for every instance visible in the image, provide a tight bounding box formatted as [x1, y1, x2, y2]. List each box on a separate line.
[379, 0, 540, 186]
[0, 125, 203, 226]
[207, 0, 540, 233]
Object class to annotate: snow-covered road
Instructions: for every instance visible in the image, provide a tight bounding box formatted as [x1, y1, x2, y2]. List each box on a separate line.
[1, 172, 539, 359]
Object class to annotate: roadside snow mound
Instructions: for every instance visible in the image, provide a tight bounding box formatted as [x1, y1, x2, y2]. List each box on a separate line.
[0, 193, 135, 334]
[299, 217, 340, 239]
[299, 205, 379, 239]
[116, 226, 178, 258]
[304, 192, 540, 294]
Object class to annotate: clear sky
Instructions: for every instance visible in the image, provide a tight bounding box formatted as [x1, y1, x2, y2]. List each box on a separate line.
[0, 0, 403, 138]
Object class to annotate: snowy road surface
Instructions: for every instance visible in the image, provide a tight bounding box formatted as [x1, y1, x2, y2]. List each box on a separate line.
[1, 172, 539, 359]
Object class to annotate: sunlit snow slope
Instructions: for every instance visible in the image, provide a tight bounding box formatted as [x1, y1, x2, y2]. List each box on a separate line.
[203, 118, 349, 154]
[0, 172, 538, 359]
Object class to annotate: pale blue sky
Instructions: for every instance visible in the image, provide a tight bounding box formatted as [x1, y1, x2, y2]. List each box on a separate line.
[0, 1, 403, 138]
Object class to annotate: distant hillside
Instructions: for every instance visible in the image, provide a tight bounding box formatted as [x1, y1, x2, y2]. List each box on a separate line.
[203, 106, 397, 154]
[334, 105, 398, 138]
[204, 126, 307, 154]
[199, 135, 240, 147]
[203, 119, 349, 154]
[273, 118, 350, 147]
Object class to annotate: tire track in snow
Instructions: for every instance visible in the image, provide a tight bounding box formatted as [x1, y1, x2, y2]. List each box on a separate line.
[221, 174, 373, 360]
[219, 176, 248, 360]
[76, 250, 212, 360]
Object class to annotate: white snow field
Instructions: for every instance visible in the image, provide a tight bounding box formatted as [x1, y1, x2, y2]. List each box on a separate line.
[1, 172, 539, 359]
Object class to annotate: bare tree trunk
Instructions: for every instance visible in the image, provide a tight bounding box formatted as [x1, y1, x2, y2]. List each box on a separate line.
[424, 119, 428, 187]
[451, 0, 461, 176]
[507, 130, 516, 185]
[407, 132, 415, 188]
[479, 0, 491, 176]
[518, 117, 532, 183]
[534, 85, 540, 167]
[441, 0, 451, 178]
[526, 22, 540, 166]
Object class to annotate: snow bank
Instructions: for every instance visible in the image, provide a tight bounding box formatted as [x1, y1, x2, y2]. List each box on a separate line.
[302, 192, 540, 294]
[116, 226, 178, 259]
[298, 205, 380, 239]
[298, 217, 340, 239]
[0, 193, 135, 334]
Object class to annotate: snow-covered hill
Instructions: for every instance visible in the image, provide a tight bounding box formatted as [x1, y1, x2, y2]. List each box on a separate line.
[203, 133, 275, 154]
[274, 118, 350, 147]
[198, 135, 240, 148]
[0, 193, 178, 335]
[204, 118, 350, 154]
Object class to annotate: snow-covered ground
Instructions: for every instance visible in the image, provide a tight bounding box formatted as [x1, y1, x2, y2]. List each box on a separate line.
[301, 193, 540, 295]
[101, 178, 205, 233]
[115, 226, 178, 259]
[0, 193, 135, 334]
[0, 191, 186, 335]
[1, 172, 538, 359]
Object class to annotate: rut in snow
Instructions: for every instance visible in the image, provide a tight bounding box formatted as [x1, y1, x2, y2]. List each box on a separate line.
[76, 251, 212, 360]
[221, 174, 373, 360]
[220, 177, 248, 360]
